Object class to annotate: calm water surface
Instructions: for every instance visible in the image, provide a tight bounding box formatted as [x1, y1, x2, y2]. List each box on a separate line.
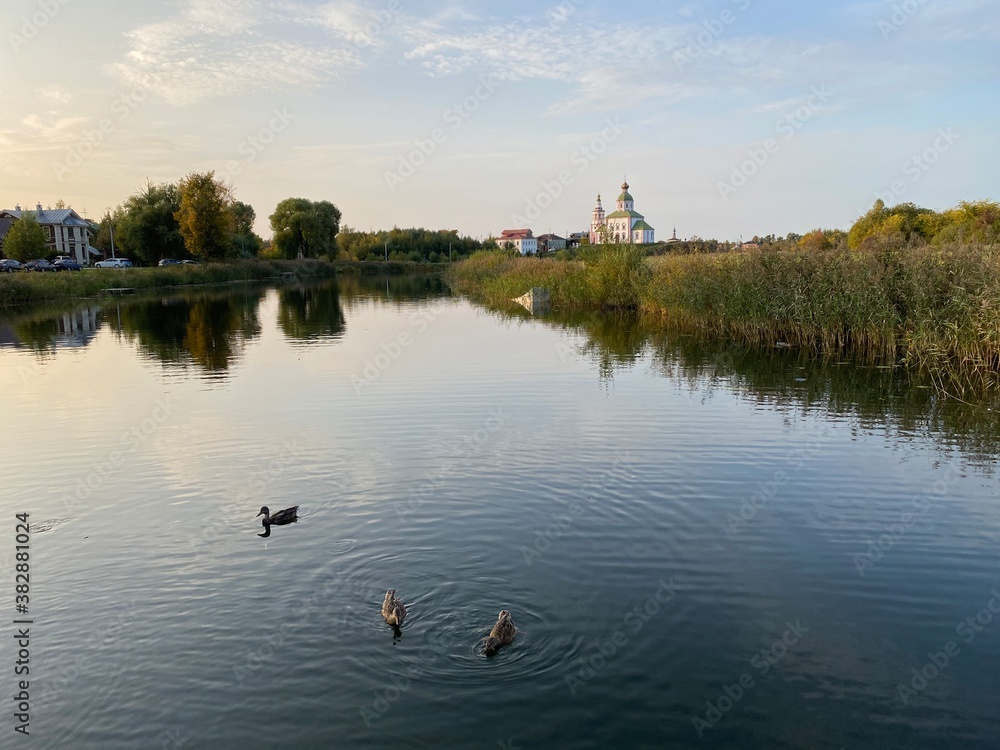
[0, 276, 998, 749]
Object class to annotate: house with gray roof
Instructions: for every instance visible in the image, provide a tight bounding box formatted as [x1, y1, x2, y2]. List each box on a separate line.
[0, 203, 99, 264]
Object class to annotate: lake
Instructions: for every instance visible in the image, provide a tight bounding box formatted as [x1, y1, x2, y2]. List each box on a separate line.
[1, 275, 998, 749]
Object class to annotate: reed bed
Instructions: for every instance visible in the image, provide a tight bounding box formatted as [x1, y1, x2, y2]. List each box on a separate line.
[450, 244, 1000, 395]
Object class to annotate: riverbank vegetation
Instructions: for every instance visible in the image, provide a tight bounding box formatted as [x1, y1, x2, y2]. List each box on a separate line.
[0, 259, 334, 307]
[449, 241, 1000, 396]
[335, 227, 498, 263]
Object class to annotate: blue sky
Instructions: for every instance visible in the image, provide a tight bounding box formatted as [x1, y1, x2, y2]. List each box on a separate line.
[1, 0, 997, 241]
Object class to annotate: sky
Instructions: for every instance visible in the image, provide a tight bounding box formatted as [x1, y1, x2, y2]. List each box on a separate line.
[0, 0, 997, 242]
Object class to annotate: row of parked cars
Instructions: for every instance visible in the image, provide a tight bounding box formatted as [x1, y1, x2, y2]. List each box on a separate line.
[0, 257, 89, 272]
[0, 257, 198, 272]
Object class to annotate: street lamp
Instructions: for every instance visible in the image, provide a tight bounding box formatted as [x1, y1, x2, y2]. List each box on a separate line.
[384, 241, 388, 261]
[106, 207, 116, 259]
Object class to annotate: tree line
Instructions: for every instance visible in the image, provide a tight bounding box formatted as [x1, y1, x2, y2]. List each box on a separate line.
[86, 173, 345, 266]
[336, 227, 497, 263]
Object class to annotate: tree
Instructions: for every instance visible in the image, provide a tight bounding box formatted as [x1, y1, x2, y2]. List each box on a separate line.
[848, 200, 936, 249]
[269, 198, 342, 259]
[932, 200, 1000, 245]
[3, 214, 48, 261]
[175, 171, 234, 260]
[230, 201, 261, 257]
[115, 181, 185, 265]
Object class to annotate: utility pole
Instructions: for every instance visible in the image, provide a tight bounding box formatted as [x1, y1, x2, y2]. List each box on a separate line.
[106, 208, 116, 258]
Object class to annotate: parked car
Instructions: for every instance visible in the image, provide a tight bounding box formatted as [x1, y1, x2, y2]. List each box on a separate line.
[53, 255, 74, 263]
[0, 259, 23, 273]
[95, 258, 132, 268]
[181, 259, 199, 265]
[23, 259, 58, 272]
[53, 259, 82, 271]
[158, 258, 181, 266]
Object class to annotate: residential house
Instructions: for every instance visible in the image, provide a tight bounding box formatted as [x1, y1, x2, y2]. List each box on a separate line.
[536, 234, 567, 254]
[0, 203, 100, 264]
[499, 229, 538, 255]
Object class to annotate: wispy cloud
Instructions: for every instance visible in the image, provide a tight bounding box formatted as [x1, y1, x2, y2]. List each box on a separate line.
[107, 0, 396, 106]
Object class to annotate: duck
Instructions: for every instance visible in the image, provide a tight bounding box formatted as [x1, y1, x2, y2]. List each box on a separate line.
[256, 505, 299, 525]
[381, 590, 407, 627]
[482, 610, 516, 655]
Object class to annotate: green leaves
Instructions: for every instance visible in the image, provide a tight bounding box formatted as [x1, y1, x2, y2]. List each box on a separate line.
[3, 214, 48, 262]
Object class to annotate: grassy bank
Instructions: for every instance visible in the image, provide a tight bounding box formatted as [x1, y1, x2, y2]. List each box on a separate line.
[0, 259, 335, 307]
[449, 244, 1000, 395]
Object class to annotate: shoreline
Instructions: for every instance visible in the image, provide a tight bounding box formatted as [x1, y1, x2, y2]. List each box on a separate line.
[448, 244, 1000, 396]
[0, 259, 434, 308]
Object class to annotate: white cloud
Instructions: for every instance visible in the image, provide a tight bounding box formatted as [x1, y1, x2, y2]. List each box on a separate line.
[37, 85, 73, 106]
[402, 12, 844, 116]
[107, 0, 398, 106]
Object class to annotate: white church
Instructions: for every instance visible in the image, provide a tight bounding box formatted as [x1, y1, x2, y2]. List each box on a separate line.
[589, 180, 655, 245]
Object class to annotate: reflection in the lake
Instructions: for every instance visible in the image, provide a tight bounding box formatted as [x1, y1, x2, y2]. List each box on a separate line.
[110, 290, 265, 373]
[3, 276, 999, 459]
[277, 283, 346, 343]
[483, 301, 1000, 464]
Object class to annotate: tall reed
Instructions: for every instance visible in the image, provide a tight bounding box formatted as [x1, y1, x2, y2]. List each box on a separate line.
[450, 244, 1000, 395]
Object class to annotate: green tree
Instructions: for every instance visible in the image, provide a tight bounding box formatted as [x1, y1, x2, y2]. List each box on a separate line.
[848, 200, 937, 249]
[3, 214, 48, 261]
[269, 198, 342, 259]
[115, 181, 185, 265]
[933, 200, 1000, 245]
[175, 171, 234, 260]
[230, 201, 262, 257]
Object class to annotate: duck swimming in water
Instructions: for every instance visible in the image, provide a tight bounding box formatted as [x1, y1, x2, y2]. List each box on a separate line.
[256, 505, 299, 525]
[482, 610, 516, 655]
[381, 590, 407, 627]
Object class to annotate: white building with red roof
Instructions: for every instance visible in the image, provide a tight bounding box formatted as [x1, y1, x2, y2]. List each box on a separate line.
[498, 228, 538, 255]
